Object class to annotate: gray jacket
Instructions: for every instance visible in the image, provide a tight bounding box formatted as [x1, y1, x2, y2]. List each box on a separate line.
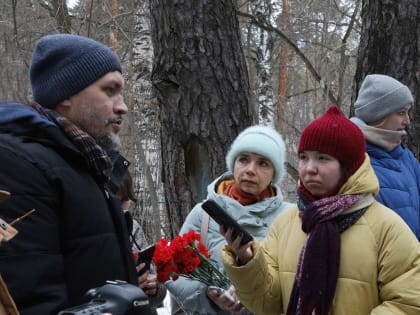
[166, 172, 293, 314]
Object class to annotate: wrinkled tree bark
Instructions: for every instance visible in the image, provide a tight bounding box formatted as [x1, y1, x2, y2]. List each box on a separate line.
[150, 0, 253, 236]
[353, 0, 420, 156]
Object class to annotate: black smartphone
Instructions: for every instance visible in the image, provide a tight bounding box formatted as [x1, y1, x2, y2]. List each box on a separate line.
[201, 199, 253, 245]
[136, 244, 156, 275]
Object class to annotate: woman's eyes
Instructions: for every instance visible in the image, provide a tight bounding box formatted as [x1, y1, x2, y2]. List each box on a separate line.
[299, 154, 330, 161]
[397, 110, 409, 116]
[318, 155, 334, 161]
[299, 156, 306, 161]
[237, 157, 248, 163]
[237, 157, 271, 168]
[259, 161, 271, 167]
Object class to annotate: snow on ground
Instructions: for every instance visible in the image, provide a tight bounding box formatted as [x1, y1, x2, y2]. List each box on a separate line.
[156, 292, 171, 315]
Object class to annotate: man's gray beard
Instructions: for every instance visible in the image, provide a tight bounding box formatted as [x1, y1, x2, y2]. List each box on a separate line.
[95, 134, 121, 152]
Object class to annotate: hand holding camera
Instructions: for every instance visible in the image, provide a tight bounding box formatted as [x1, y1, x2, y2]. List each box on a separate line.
[57, 280, 153, 315]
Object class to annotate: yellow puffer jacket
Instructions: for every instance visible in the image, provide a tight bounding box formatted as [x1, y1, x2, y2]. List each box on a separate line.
[223, 156, 420, 315]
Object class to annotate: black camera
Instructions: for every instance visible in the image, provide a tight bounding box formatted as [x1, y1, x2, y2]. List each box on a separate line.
[58, 280, 153, 315]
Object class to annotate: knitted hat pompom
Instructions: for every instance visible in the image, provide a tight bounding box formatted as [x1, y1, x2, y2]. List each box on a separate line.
[226, 125, 286, 185]
[298, 105, 365, 177]
[355, 74, 413, 123]
[29, 34, 122, 109]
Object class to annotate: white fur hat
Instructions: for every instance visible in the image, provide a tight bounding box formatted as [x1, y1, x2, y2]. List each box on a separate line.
[225, 125, 286, 184]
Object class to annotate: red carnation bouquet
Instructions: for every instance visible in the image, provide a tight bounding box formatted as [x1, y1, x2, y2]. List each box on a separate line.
[152, 230, 230, 290]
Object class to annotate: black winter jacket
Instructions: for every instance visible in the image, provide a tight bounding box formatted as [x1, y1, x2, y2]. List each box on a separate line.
[0, 103, 137, 315]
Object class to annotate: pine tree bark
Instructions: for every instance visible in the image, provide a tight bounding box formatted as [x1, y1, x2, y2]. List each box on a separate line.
[150, 0, 253, 236]
[353, 0, 420, 156]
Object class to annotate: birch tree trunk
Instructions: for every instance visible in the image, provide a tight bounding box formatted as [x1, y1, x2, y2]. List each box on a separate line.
[128, 0, 166, 242]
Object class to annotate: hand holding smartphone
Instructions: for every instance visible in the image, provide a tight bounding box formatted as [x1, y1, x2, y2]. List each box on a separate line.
[201, 199, 253, 245]
[136, 244, 156, 275]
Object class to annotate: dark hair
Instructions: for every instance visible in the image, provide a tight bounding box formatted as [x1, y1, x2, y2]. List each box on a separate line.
[118, 171, 137, 202]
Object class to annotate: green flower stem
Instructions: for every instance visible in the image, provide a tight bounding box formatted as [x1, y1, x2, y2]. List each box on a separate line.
[176, 242, 230, 290]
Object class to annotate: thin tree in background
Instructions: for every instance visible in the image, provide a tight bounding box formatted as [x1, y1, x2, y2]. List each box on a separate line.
[150, 0, 253, 236]
[109, 0, 118, 50]
[277, 0, 290, 133]
[51, 0, 71, 33]
[238, 0, 278, 125]
[128, 0, 165, 242]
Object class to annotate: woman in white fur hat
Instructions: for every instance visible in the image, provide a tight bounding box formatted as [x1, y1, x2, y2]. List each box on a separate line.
[351, 74, 420, 240]
[166, 125, 293, 315]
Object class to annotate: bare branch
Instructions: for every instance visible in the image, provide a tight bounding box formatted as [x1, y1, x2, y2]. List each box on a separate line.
[237, 10, 338, 105]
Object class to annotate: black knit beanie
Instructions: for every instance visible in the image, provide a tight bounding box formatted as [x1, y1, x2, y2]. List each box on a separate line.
[29, 34, 122, 109]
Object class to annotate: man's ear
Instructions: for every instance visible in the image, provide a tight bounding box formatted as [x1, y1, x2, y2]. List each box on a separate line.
[54, 99, 72, 115]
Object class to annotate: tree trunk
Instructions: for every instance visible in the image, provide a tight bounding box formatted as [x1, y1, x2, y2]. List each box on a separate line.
[150, 0, 253, 236]
[122, 0, 167, 242]
[51, 0, 72, 33]
[353, 0, 420, 156]
[277, 0, 290, 133]
[109, 0, 118, 50]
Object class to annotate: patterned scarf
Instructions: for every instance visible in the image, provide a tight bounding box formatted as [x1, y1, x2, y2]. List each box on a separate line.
[286, 187, 365, 315]
[31, 103, 112, 183]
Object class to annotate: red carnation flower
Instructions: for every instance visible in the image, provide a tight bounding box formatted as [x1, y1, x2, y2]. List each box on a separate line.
[152, 230, 229, 290]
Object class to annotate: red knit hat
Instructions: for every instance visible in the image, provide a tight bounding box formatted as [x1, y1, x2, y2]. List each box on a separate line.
[298, 104, 366, 177]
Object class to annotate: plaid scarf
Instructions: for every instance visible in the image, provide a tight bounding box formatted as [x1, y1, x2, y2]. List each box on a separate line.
[32, 103, 112, 183]
[286, 187, 364, 315]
